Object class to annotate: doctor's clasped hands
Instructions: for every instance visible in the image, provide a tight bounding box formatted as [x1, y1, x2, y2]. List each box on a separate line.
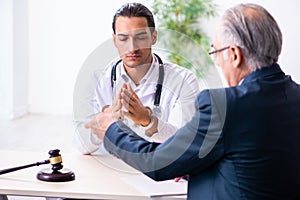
[85, 83, 156, 140]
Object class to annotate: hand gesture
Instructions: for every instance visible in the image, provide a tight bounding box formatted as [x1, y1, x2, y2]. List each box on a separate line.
[102, 91, 123, 121]
[120, 83, 151, 126]
[84, 94, 122, 140]
[84, 111, 117, 140]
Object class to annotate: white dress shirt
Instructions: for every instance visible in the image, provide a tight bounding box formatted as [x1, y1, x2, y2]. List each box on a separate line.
[74, 54, 200, 154]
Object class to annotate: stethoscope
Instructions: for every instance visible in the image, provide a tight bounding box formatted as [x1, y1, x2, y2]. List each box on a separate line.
[110, 53, 164, 117]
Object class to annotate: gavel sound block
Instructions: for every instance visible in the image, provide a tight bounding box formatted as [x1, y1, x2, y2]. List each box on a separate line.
[0, 149, 75, 182]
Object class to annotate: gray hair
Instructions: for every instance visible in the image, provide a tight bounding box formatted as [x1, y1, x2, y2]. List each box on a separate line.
[218, 3, 282, 70]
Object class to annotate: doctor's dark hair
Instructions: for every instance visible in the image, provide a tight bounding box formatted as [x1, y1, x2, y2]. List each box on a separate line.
[112, 3, 156, 34]
[218, 3, 282, 70]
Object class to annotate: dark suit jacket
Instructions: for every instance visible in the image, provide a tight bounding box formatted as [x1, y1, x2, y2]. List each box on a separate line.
[104, 64, 300, 200]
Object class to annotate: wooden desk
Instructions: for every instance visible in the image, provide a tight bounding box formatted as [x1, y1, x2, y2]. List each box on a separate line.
[0, 150, 187, 200]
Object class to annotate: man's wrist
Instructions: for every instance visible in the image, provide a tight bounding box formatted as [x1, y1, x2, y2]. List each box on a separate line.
[101, 105, 110, 112]
[140, 106, 152, 127]
[145, 114, 158, 137]
[141, 114, 155, 130]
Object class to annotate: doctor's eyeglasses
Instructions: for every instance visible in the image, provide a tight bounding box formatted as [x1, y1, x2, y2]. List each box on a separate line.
[208, 44, 230, 60]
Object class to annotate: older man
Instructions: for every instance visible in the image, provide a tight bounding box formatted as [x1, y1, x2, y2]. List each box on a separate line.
[87, 3, 300, 200]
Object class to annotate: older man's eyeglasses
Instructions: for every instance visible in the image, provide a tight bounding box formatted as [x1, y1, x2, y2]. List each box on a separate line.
[208, 45, 230, 60]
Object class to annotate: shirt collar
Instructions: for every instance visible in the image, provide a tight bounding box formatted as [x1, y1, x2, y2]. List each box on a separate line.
[119, 54, 159, 86]
[242, 63, 283, 85]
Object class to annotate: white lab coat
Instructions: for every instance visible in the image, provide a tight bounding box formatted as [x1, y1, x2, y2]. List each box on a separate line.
[74, 54, 200, 154]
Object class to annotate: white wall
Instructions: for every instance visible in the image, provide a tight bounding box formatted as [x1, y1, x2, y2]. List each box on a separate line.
[1, 0, 299, 118]
[28, 0, 152, 115]
[0, 0, 13, 119]
[14, 0, 30, 118]
[0, 0, 29, 119]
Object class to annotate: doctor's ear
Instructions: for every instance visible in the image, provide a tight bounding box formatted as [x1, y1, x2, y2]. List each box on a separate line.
[152, 30, 157, 45]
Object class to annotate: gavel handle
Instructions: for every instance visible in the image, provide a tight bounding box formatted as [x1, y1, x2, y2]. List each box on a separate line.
[0, 160, 50, 175]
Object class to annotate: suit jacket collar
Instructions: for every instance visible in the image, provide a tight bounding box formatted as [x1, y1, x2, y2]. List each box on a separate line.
[242, 63, 285, 85]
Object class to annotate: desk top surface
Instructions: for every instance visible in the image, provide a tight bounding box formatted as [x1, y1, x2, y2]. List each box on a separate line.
[0, 150, 186, 200]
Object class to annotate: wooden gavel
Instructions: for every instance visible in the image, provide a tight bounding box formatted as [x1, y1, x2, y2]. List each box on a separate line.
[0, 149, 75, 182]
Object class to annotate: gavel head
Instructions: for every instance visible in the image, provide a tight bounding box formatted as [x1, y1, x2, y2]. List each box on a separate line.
[37, 149, 75, 182]
[48, 149, 63, 171]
